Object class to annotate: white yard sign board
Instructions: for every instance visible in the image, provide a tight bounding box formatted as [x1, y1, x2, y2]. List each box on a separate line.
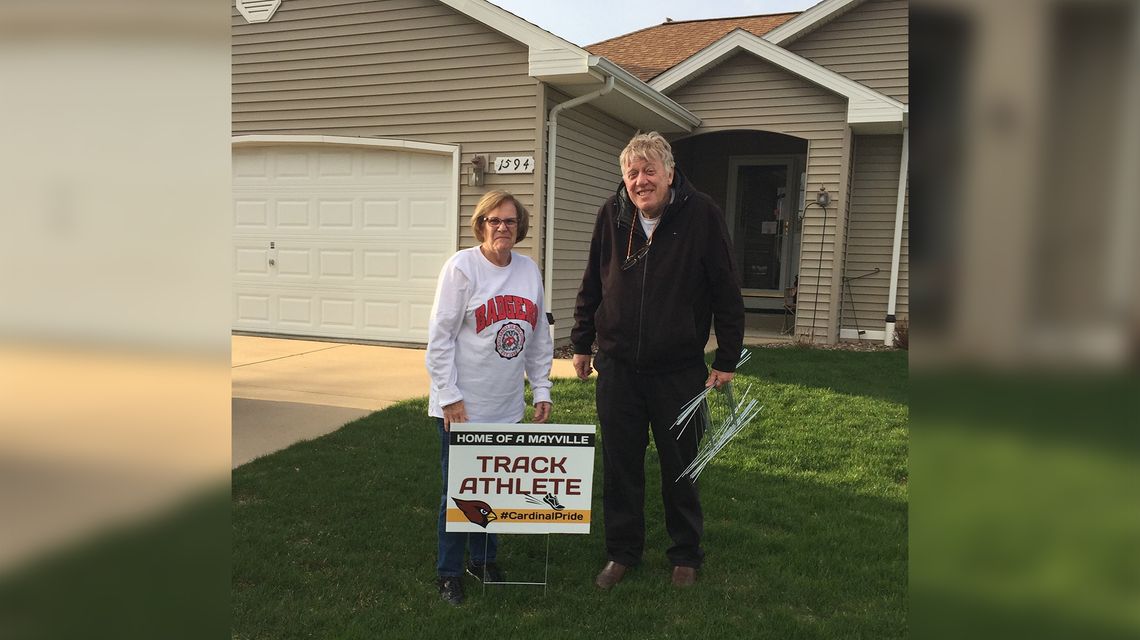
[445, 423, 595, 534]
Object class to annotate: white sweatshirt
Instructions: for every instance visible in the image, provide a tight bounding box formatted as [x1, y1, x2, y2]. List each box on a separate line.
[426, 246, 553, 423]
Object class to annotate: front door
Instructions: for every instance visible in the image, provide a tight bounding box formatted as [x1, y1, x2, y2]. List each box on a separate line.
[726, 157, 800, 299]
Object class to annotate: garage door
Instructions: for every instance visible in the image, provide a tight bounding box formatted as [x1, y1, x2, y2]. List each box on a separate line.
[233, 143, 456, 343]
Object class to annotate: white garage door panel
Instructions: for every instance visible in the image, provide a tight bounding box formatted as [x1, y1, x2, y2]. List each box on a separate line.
[408, 302, 434, 331]
[276, 200, 310, 227]
[236, 295, 270, 325]
[234, 200, 268, 227]
[278, 297, 313, 325]
[363, 251, 399, 279]
[235, 248, 270, 276]
[235, 147, 448, 185]
[364, 301, 400, 330]
[232, 286, 438, 342]
[233, 240, 450, 285]
[234, 193, 450, 236]
[277, 248, 312, 277]
[233, 143, 455, 343]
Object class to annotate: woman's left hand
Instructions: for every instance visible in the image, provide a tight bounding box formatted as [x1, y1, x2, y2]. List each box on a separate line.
[533, 401, 552, 423]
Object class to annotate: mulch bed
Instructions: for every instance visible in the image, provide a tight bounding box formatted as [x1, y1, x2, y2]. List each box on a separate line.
[758, 339, 901, 352]
[553, 340, 901, 359]
[553, 344, 582, 359]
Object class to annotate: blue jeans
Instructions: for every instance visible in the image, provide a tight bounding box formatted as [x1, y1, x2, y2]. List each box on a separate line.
[436, 418, 497, 577]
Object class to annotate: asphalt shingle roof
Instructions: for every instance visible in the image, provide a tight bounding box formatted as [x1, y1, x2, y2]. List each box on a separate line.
[587, 13, 800, 82]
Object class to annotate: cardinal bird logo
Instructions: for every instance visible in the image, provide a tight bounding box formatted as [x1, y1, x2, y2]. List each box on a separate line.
[452, 497, 497, 528]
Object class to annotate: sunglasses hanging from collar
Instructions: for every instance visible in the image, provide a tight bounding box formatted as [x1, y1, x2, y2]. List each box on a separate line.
[621, 213, 655, 271]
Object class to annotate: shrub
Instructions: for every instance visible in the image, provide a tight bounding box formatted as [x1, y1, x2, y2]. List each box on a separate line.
[893, 317, 909, 350]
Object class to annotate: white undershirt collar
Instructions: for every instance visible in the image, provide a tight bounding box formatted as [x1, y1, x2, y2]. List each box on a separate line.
[637, 189, 674, 239]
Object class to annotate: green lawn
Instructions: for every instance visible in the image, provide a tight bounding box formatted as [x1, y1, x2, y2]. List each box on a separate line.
[232, 347, 908, 640]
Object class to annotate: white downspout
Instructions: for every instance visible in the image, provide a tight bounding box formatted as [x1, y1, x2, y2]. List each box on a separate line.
[543, 75, 616, 339]
[884, 127, 909, 345]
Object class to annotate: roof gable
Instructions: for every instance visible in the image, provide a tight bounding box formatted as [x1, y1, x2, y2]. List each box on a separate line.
[652, 28, 906, 132]
[586, 13, 799, 82]
[764, 0, 866, 46]
[435, 0, 698, 131]
[436, 0, 589, 79]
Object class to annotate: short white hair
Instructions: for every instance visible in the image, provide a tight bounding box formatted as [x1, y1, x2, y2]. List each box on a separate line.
[619, 131, 675, 173]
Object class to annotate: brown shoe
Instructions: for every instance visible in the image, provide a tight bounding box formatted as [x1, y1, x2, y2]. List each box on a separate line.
[672, 566, 697, 588]
[594, 561, 630, 590]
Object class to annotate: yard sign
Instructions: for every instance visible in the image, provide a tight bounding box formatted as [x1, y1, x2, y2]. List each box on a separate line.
[445, 423, 595, 534]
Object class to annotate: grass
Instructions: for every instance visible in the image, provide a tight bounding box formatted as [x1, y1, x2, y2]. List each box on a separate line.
[232, 347, 908, 639]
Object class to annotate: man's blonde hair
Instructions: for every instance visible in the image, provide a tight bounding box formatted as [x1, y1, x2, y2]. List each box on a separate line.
[619, 131, 675, 173]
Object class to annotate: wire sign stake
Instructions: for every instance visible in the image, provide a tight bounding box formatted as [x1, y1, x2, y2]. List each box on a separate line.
[671, 349, 763, 482]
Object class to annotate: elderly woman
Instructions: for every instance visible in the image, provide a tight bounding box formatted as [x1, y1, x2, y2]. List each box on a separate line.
[425, 190, 553, 605]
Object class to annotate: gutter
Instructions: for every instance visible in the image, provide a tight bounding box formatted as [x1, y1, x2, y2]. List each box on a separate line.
[884, 127, 909, 345]
[543, 75, 616, 337]
[591, 56, 702, 130]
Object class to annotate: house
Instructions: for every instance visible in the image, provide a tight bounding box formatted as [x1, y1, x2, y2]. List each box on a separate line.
[232, 0, 908, 346]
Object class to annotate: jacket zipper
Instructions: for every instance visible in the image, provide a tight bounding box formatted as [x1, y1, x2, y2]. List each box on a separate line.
[626, 190, 685, 370]
[636, 247, 649, 368]
[634, 200, 668, 369]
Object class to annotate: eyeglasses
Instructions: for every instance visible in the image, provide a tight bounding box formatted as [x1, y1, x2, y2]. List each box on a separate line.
[482, 217, 518, 228]
[621, 242, 651, 271]
[620, 222, 651, 271]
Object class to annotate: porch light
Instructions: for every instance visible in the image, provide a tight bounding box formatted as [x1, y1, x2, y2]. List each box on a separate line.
[816, 186, 831, 208]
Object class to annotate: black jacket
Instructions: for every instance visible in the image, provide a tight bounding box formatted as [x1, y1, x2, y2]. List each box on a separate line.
[571, 170, 745, 373]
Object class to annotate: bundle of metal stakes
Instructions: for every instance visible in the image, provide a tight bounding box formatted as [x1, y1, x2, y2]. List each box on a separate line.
[670, 349, 763, 482]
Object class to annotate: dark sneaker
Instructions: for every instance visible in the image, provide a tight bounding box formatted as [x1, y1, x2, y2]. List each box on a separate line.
[465, 561, 504, 583]
[437, 576, 464, 605]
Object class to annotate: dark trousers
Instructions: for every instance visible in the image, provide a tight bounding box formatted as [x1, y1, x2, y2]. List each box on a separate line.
[594, 352, 706, 568]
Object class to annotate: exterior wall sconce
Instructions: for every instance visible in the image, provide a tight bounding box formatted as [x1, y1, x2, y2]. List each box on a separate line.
[816, 186, 831, 207]
[468, 155, 486, 187]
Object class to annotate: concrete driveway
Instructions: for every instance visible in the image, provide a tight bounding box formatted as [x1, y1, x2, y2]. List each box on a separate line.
[232, 335, 578, 468]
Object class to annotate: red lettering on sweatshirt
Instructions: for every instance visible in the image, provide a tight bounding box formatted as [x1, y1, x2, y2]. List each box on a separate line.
[474, 295, 539, 333]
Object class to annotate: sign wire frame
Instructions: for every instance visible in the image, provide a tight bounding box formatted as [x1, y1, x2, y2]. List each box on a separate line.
[477, 533, 551, 596]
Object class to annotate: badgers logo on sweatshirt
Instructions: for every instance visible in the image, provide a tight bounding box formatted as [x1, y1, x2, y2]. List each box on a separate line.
[494, 322, 526, 360]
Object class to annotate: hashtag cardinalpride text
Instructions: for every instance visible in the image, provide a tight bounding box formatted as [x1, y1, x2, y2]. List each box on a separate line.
[497, 510, 586, 521]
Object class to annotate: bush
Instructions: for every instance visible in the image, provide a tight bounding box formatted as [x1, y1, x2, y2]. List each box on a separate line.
[893, 317, 909, 350]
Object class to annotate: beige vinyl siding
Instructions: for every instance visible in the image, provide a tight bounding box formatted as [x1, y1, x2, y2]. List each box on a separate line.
[232, 0, 543, 259]
[786, 0, 909, 104]
[545, 90, 636, 343]
[668, 52, 850, 342]
[841, 134, 908, 336]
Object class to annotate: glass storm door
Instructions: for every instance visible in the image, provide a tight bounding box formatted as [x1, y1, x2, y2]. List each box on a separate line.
[732, 163, 790, 292]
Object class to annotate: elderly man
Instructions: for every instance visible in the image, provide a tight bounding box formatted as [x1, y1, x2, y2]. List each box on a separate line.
[571, 132, 745, 589]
